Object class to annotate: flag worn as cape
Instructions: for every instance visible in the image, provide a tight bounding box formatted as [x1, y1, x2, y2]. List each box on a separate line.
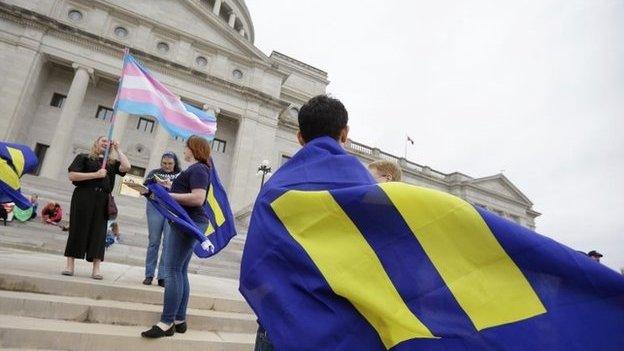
[239, 136, 624, 351]
[0, 142, 38, 209]
[146, 159, 236, 258]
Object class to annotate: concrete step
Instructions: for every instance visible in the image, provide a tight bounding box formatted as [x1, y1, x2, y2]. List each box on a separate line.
[0, 223, 244, 279]
[0, 290, 256, 333]
[0, 315, 254, 351]
[0, 270, 251, 314]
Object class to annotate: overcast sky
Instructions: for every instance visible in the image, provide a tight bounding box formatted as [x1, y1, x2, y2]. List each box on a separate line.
[246, 0, 624, 270]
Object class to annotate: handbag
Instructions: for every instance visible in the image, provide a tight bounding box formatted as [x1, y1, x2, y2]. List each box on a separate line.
[107, 194, 118, 219]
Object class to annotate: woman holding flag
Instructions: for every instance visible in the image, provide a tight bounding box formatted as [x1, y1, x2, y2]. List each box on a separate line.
[62, 136, 130, 279]
[141, 135, 213, 338]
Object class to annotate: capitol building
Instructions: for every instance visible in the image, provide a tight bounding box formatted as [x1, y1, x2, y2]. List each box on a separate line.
[0, 0, 540, 229]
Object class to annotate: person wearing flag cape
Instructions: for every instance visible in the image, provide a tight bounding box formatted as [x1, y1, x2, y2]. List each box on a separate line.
[240, 95, 624, 350]
[141, 135, 214, 338]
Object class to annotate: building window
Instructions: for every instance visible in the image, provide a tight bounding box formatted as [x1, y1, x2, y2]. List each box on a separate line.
[137, 117, 155, 133]
[114, 26, 128, 38]
[156, 42, 170, 54]
[232, 69, 243, 80]
[95, 106, 114, 121]
[510, 215, 521, 224]
[211, 138, 226, 153]
[30, 143, 49, 176]
[50, 93, 67, 108]
[195, 56, 208, 67]
[281, 155, 292, 166]
[67, 9, 83, 22]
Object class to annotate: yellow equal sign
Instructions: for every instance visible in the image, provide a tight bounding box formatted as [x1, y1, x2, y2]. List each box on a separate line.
[381, 182, 546, 331]
[272, 190, 435, 349]
[204, 185, 225, 236]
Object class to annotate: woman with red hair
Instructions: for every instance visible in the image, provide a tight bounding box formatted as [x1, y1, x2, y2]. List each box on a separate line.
[141, 135, 212, 338]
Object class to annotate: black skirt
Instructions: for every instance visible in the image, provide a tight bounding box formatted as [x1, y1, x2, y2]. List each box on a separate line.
[64, 187, 109, 262]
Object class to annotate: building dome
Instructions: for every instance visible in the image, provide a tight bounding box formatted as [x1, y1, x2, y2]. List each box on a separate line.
[201, 0, 255, 43]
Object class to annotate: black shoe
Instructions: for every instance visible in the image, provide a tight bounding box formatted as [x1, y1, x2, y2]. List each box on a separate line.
[157, 279, 165, 287]
[143, 277, 153, 285]
[174, 322, 187, 333]
[141, 325, 174, 338]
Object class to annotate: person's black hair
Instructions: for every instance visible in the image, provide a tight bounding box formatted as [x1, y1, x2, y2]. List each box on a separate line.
[161, 151, 181, 173]
[298, 95, 348, 142]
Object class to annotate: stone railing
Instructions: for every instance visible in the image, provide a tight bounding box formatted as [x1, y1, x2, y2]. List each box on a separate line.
[345, 139, 448, 180]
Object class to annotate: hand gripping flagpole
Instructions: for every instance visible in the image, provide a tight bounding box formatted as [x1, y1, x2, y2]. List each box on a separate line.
[101, 48, 130, 169]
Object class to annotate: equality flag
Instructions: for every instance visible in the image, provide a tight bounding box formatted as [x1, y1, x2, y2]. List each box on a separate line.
[239, 136, 624, 351]
[146, 159, 236, 258]
[115, 51, 216, 140]
[0, 142, 38, 209]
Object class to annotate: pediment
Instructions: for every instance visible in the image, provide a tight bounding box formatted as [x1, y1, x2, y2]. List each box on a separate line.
[469, 174, 533, 205]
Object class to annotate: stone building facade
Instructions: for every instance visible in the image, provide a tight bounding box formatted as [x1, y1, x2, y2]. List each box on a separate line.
[0, 0, 540, 228]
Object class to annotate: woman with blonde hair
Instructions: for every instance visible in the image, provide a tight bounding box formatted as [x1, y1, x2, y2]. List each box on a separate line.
[62, 136, 130, 279]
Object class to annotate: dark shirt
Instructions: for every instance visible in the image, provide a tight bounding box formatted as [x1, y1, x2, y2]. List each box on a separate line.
[170, 162, 210, 223]
[67, 154, 127, 193]
[143, 168, 180, 185]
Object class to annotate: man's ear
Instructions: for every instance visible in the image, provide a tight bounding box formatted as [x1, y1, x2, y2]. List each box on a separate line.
[297, 130, 306, 146]
[339, 126, 350, 144]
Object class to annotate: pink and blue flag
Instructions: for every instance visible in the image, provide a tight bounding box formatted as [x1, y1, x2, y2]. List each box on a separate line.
[116, 52, 216, 140]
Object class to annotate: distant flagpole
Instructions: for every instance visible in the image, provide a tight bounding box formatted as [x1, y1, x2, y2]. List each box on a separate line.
[101, 48, 130, 168]
[404, 134, 408, 159]
[404, 134, 414, 159]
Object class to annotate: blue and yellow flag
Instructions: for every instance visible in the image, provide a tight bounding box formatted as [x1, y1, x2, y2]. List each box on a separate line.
[0, 142, 38, 209]
[146, 159, 236, 258]
[240, 136, 624, 350]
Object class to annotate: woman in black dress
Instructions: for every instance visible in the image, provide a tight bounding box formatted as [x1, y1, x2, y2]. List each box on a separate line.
[62, 136, 130, 279]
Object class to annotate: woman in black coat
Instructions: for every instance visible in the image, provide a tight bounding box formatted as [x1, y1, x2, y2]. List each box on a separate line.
[62, 136, 130, 279]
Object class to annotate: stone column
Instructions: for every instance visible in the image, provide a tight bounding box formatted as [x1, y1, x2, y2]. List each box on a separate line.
[239, 28, 245, 37]
[228, 110, 278, 212]
[212, 0, 222, 15]
[111, 111, 129, 143]
[146, 124, 170, 172]
[228, 12, 236, 28]
[39, 63, 93, 179]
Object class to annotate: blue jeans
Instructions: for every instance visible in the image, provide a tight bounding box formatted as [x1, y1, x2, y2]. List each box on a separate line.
[145, 202, 167, 280]
[160, 221, 207, 324]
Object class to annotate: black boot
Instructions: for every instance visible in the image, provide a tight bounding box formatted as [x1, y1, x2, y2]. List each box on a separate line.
[142, 277, 153, 285]
[157, 279, 165, 287]
[141, 325, 174, 338]
[174, 322, 187, 333]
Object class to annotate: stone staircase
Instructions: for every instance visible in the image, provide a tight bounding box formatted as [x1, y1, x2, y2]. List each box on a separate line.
[0, 248, 256, 350]
[0, 175, 258, 350]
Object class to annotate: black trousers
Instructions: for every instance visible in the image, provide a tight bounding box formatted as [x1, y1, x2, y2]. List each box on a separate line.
[64, 187, 109, 262]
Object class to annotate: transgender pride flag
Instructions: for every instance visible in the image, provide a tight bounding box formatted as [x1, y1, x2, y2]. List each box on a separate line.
[115, 51, 216, 140]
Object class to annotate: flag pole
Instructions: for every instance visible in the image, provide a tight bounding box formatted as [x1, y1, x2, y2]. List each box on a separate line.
[101, 48, 129, 169]
[404, 134, 408, 159]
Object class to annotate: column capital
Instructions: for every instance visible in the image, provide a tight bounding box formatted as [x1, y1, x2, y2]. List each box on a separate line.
[71, 63, 94, 82]
[203, 104, 220, 115]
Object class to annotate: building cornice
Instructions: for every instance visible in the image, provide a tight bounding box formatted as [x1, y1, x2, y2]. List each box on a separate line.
[462, 183, 535, 209]
[0, 3, 287, 109]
